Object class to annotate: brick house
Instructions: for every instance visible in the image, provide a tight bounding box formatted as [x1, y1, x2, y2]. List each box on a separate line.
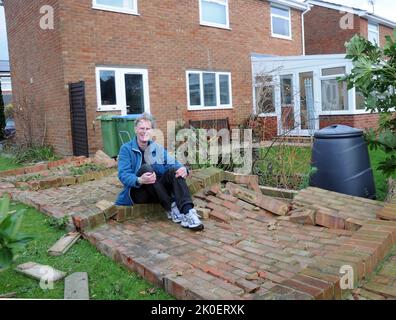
[2, 0, 309, 156]
[304, 0, 396, 55]
[0, 60, 12, 105]
[251, 0, 396, 138]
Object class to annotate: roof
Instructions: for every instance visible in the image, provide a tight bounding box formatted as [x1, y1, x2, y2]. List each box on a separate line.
[0, 60, 10, 73]
[306, 0, 396, 28]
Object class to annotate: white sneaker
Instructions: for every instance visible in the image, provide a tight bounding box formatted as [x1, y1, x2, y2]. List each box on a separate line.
[181, 209, 204, 231]
[167, 202, 183, 223]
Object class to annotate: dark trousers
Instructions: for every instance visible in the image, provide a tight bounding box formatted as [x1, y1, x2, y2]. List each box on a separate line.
[130, 164, 194, 213]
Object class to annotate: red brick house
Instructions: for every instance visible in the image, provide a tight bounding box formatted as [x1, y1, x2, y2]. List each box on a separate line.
[304, 0, 396, 55]
[2, 0, 310, 156]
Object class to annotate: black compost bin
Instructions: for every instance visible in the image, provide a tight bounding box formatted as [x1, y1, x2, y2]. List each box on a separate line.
[309, 124, 376, 199]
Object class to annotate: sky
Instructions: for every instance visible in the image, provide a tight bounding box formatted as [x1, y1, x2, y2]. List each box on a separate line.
[0, 1, 396, 61]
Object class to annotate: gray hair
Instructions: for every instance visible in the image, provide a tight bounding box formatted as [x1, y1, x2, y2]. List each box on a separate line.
[134, 112, 156, 128]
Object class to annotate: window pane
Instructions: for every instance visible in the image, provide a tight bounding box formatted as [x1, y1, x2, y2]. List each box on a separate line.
[124, 74, 144, 114]
[203, 73, 217, 107]
[321, 67, 346, 76]
[100, 70, 116, 105]
[356, 91, 366, 110]
[368, 31, 379, 44]
[321, 79, 348, 111]
[189, 73, 201, 106]
[201, 0, 227, 25]
[280, 75, 293, 105]
[96, 0, 134, 10]
[271, 6, 289, 18]
[272, 16, 290, 37]
[219, 74, 230, 105]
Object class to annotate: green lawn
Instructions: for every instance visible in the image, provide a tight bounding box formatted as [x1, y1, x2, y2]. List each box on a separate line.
[0, 154, 21, 171]
[257, 146, 393, 201]
[0, 202, 174, 300]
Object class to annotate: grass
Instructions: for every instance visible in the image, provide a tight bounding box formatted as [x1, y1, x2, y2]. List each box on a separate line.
[0, 202, 174, 300]
[0, 154, 21, 171]
[257, 146, 393, 201]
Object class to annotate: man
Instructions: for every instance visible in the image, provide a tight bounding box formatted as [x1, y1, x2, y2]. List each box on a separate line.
[115, 113, 204, 231]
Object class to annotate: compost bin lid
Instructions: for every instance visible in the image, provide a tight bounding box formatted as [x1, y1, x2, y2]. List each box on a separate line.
[314, 124, 363, 139]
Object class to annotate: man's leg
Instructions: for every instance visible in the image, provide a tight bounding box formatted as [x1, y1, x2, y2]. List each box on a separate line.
[131, 164, 173, 212]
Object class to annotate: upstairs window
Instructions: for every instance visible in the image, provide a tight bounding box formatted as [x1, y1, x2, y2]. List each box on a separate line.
[200, 0, 229, 29]
[271, 5, 291, 39]
[93, 0, 138, 15]
[368, 22, 379, 45]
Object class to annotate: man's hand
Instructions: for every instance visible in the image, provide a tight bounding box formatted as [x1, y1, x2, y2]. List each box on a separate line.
[139, 172, 156, 185]
[175, 167, 188, 179]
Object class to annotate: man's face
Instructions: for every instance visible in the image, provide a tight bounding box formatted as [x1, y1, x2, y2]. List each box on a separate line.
[135, 119, 152, 143]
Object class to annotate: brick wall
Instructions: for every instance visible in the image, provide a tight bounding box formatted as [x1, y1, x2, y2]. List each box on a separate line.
[305, 6, 395, 55]
[304, 6, 359, 55]
[5, 0, 304, 156]
[319, 113, 379, 131]
[3, 0, 72, 154]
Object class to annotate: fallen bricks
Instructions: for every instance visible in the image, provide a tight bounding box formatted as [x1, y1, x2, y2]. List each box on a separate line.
[48, 232, 81, 256]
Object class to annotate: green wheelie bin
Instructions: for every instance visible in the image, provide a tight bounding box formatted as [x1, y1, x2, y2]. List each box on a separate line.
[97, 115, 120, 158]
[113, 114, 141, 146]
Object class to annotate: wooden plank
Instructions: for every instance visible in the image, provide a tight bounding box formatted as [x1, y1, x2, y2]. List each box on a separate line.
[64, 272, 89, 300]
[15, 262, 66, 282]
[48, 232, 81, 256]
[226, 182, 290, 216]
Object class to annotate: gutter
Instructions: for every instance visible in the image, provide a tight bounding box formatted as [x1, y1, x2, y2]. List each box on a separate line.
[301, 4, 312, 56]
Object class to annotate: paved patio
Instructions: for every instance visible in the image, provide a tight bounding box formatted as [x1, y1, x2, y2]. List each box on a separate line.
[1, 157, 396, 300]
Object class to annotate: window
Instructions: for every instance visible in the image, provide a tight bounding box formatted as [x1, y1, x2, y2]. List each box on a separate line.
[93, 0, 138, 15]
[368, 22, 379, 45]
[96, 67, 150, 113]
[254, 75, 275, 114]
[280, 75, 293, 105]
[320, 66, 348, 111]
[200, 0, 229, 29]
[355, 91, 366, 110]
[271, 5, 291, 39]
[187, 71, 232, 110]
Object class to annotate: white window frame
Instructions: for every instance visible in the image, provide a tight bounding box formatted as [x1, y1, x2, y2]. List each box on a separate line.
[368, 22, 379, 45]
[92, 0, 139, 15]
[199, 0, 230, 30]
[186, 70, 232, 110]
[270, 4, 292, 40]
[0, 77, 12, 92]
[95, 66, 150, 113]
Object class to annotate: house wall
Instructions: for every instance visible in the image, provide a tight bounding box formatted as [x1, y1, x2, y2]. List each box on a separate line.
[319, 114, 379, 131]
[379, 24, 394, 47]
[304, 6, 359, 54]
[4, 0, 304, 156]
[55, 0, 304, 156]
[3, 0, 71, 153]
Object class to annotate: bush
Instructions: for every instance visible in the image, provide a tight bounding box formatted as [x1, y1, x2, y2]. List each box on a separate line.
[12, 145, 60, 165]
[4, 103, 14, 119]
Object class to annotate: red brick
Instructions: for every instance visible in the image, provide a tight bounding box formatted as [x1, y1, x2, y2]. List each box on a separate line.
[315, 209, 345, 229]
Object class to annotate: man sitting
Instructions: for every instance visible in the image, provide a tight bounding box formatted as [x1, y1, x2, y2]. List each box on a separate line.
[115, 113, 204, 231]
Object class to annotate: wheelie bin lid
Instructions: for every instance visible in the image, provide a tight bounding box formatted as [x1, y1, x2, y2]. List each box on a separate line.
[112, 114, 142, 120]
[96, 115, 115, 121]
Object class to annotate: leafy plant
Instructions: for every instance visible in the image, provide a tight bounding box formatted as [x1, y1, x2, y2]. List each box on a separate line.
[44, 216, 70, 230]
[16, 174, 43, 183]
[0, 196, 34, 270]
[69, 163, 105, 176]
[343, 31, 396, 177]
[12, 144, 60, 165]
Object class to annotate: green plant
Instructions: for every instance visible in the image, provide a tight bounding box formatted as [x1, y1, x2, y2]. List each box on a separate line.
[0, 196, 34, 270]
[44, 216, 70, 230]
[4, 103, 14, 119]
[343, 31, 396, 177]
[0, 82, 5, 140]
[12, 144, 60, 165]
[16, 174, 43, 183]
[69, 163, 106, 176]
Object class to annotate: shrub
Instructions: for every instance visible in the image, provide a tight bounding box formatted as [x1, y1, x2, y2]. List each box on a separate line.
[12, 144, 59, 165]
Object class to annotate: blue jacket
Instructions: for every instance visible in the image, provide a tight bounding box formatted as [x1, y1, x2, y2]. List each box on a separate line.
[115, 137, 184, 206]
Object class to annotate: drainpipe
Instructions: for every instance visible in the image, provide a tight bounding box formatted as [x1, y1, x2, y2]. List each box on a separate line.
[301, 4, 312, 56]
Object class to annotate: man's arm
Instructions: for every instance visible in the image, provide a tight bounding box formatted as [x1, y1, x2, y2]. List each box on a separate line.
[118, 145, 141, 188]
